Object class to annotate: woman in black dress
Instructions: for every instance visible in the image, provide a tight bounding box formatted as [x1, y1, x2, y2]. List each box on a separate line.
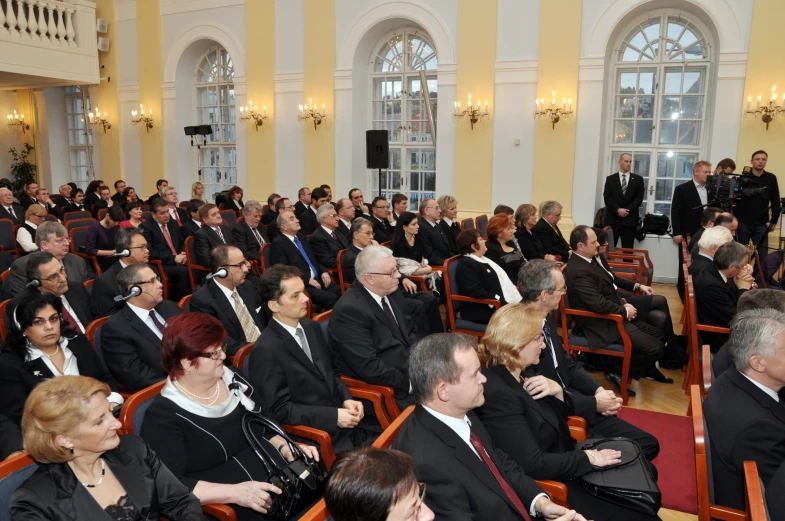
[0, 293, 123, 426]
[475, 304, 662, 521]
[84, 179, 104, 214]
[484, 213, 526, 285]
[141, 313, 320, 521]
[390, 212, 434, 277]
[225, 185, 245, 217]
[514, 203, 559, 262]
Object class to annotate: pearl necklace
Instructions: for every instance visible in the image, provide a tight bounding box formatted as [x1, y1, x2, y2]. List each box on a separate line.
[77, 458, 106, 488]
[173, 379, 221, 406]
[39, 344, 60, 358]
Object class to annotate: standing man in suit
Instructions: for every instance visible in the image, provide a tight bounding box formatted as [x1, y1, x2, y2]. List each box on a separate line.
[349, 188, 371, 219]
[672, 160, 711, 300]
[335, 198, 355, 242]
[418, 198, 453, 266]
[329, 246, 420, 409]
[705, 309, 785, 511]
[566, 226, 667, 394]
[270, 209, 341, 309]
[91, 228, 150, 317]
[147, 179, 168, 205]
[19, 181, 38, 209]
[111, 180, 127, 205]
[438, 195, 461, 254]
[393, 333, 589, 521]
[603, 153, 644, 248]
[251, 265, 376, 454]
[161, 186, 187, 227]
[391, 193, 409, 224]
[309, 204, 349, 269]
[518, 260, 661, 462]
[294, 187, 311, 218]
[233, 200, 269, 263]
[0, 187, 25, 224]
[734, 150, 781, 259]
[139, 198, 190, 301]
[369, 196, 395, 243]
[0, 222, 96, 300]
[194, 203, 234, 266]
[533, 201, 571, 260]
[34, 187, 64, 221]
[189, 245, 263, 355]
[180, 198, 205, 239]
[101, 263, 182, 391]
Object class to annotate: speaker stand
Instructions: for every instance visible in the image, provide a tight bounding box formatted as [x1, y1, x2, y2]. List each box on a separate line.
[378, 167, 383, 198]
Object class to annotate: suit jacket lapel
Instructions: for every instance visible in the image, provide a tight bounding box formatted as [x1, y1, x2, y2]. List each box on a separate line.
[123, 305, 163, 349]
[105, 449, 152, 519]
[497, 367, 561, 432]
[208, 281, 243, 335]
[730, 369, 785, 425]
[270, 320, 322, 375]
[357, 284, 408, 345]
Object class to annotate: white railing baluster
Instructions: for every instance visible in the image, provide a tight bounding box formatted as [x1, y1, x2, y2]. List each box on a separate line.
[46, 1, 56, 42]
[16, 0, 28, 38]
[7, 0, 18, 36]
[36, 1, 47, 41]
[55, 4, 64, 45]
[65, 6, 75, 46]
[0, 0, 8, 36]
[26, 0, 39, 40]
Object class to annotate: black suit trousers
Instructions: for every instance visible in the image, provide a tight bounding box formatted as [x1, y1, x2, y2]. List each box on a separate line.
[306, 283, 341, 310]
[611, 224, 636, 249]
[163, 265, 191, 301]
[605, 319, 664, 379]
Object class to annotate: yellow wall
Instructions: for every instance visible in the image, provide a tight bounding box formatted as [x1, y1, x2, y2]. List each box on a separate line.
[453, 0, 497, 217]
[531, 0, 583, 232]
[15, 90, 38, 168]
[135, 0, 164, 196]
[94, 0, 122, 187]
[303, 0, 336, 190]
[245, 0, 276, 201]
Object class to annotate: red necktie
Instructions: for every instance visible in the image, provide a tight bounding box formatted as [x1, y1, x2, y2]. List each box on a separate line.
[172, 209, 181, 226]
[61, 304, 81, 333]
[469, 428, 532, 520]
[161, 224, 177, 255]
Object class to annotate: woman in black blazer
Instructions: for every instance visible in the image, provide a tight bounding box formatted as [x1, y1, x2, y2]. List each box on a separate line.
[475, 304, 661, 521]
[225, 185, 245, 217]
[484, 213, 526, 284]
[11, 375, 205, 521]
[514, 203, 559, 262]
[0, 293, 122, 426]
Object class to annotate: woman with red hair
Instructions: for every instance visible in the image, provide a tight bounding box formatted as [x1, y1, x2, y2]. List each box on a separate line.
[141, 313, 320, 521]
[484, 213, 527, 285]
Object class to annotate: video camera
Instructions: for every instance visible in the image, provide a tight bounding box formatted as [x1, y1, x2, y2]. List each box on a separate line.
[705, 167, 769, 210]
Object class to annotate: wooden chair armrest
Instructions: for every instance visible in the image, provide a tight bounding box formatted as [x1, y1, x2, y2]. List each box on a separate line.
[348, 387, 392, 429]
[75, 253, 102, 276]
[567, 415, 587, 430]
[563, 308, 625, 325]
[340, 376, 401, 420]
[696, 325, 730, 335]
[407, 275, 429, 293]
[707, 505, 747, 520]
[701, 344, 713, 397]
[282, 424, 336, 470]
[450, 295, 502, 308]
[430, 265, 444, 272]
[616, 247, 652, 266]
[203, 504, 238, 521]
[535, 480, 569, 508]
[606, 252, 644, 264]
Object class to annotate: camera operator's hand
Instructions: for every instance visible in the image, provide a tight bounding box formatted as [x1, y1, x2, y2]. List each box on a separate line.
[673, 234, 683, 244]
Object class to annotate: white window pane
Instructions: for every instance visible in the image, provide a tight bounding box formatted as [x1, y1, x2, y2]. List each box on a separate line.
[637, 96, 655, 118]
[661, 96, 680, 118]
[659, 120, 678, 144]
[634, 121, 653, 144]
[622, 46, 640, 62]
[655, 178, 674, 201]
[683, 71, 703, 93]
[613, 121, 633, 143]
[657, 153, 676, 178]
[680, 96, 703, 119]
[618, 72, 637, 93]
[643, 23, 660, 42]
[639, 70, 657, 94]
[616, 96, 635, 118]
[633, 154, 651, 178]
[664, 71, 682, 94]
[676, 155, 697, 179]
[677, 121, 699, 145]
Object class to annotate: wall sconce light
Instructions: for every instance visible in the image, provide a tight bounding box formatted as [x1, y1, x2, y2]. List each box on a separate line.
[6, 110, 30, 134]
[745, 85, 784, 130]
[131, 104, 154, 132]
[87, 107, 111, 134]
[298, 98, 326, 130]
[535, 91, 573, 129]
[240, 100, 268, 130]
[452, 93, 489, 130]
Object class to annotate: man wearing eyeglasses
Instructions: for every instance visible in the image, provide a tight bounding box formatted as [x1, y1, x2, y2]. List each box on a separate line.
[90, 229, 151, 317]
[369, 196, 394, 244]
[194, 203, 235, 267]
[418, 198, 454, 266]
[309, 203, 349, 269]
[139, 198, 191, 301]
[329, 245, 420, 410]
[0, 221, 96, 300]
[189, 245, 264, 355]
[101, 263, 182, 392]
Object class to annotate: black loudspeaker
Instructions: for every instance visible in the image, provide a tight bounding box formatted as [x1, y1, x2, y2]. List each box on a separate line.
[366, 130, 389, 169]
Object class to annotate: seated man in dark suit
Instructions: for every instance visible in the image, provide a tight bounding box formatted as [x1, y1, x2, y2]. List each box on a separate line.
[270, 209, 341, 310]
[139, 198, 190, 301]
[329, 246, 421, 409]
[91, 228, 150, 317]
[705, 309, 785, 511]
[158, 186, 187, 227]
[6, 251, 94, 335]
[250, 265, 377, 454]
[34, 187, 64, 222]
[533, 200, 571, 260]
[688, 206, 722, 256]
[294, 186, 310, 218]
[90, 186, 118, 219]
[266, 197, 293, 241]
[63, 188, 87, 213]
[180, 198, 205, 239]
[298, 187, 329, 237]
[392, 332, 589, 521]
[768, 461, 785, 521]
[688, 226, 733, 277]
[189, 245, 263, 355]
[194, 203, 234, 267]
[694, 241, 754, 352]
[111, 180, 127, 205]
[368, 196, 394, 244]
[262, 193, 281, 225]
[0, 186, 25, 224]
[417, 198, 453, 266]
[349, 188, 371, 219]
[233, 200, 269, 263]
[146, 178, 167, 205]
[52, 184, 73, 209]
[309, 203, 348, 269]
[19, 181, 38, 209]
[519, 260, 660, 462]
[101, 263, 182, 391]
[334, 197, 355, 242]
[565, 225, 667, 394]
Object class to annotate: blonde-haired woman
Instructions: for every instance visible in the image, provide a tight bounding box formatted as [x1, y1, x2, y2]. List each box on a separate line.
[11, 375, 205, 521]
[476, 304, 660, 521]
[514, 204, 558, 262]
[191, 182, 207, 203]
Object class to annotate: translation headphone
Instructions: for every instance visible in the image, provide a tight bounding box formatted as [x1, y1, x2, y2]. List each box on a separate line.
[113, 284, 143, 303]
[12, 305, 21, 332]
[26, 278, 41, 289]
[205, 268, 229, 281]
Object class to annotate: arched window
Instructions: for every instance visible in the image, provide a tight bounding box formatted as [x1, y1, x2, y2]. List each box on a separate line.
[608, 12, 712, 218]
[195, 46, 235, 202]
[370, 29, 437, 208]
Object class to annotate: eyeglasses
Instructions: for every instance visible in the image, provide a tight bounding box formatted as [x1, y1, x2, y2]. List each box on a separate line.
[128, 244, 149, 251]
[358, 230, 375, 237]
[42, 267, 66, 284]
[30, 315, 61, 327]
[196, 342, 227, 360]
[325, 214, 338, 219]
[223, 260, 251, 270]
[283, 204, 294, 209]
[133, 275, 161, 285]
[52, 238, 71, 245]
[374, 205, 389, 210]
[413, 483, 427, 520]
[367, 267, 400, 277]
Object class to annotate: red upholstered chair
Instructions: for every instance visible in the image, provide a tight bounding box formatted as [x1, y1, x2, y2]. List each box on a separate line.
[184, 236, 210, 290]
[443, 255, 500, 339]
[0, 299, 10, 342]
[63, 210, 91, 223]
[461, 218, 475, 231]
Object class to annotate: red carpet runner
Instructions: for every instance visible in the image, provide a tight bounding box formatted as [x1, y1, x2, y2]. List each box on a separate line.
[617, 407, 698, 514]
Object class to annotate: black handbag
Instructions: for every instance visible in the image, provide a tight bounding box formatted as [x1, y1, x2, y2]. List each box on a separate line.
[577, 437, 662, 516]
[241, 413, 327, 519]
[637, 213, 671, 239]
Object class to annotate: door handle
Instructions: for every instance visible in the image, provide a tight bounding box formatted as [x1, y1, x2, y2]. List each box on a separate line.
[648, 185, 655, 196]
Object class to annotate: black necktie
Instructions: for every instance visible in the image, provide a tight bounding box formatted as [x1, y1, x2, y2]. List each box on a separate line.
[381, 297, 402, 336]
[5, 207, 18, 224]
[542, 323, 570, 395]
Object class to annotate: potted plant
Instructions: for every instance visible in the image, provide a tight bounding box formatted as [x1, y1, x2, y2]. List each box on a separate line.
[9, 143, 37, 193]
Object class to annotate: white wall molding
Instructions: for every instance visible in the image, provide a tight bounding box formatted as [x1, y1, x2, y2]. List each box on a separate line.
[436, 62, 457, 87]
[494, 60, 538, 85]
[114, 0, 136, 22]
[717, 51, 748, 80]
[160, 0, 245, 17]
[273, 72, 305, 94]
[162, 24, 246, 83]
[334, 69, 353, 91]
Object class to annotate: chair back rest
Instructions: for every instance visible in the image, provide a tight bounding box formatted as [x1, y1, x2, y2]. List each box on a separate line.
[605, 226, 616, 252]
[232, 343, 254, 377]
[42, 214, 56, 222]
[119, 380, 166, 435]
[461, 218, 474, 231]
[69, 227, 91, 254]
[0, 300, 9, 342]
[261, 243, 272, 271]
[97, 208, 108, 220]
[63, 211, 91, 222]
[691, 384, 718, 519]
[178, 294, 192, 312]
[314, 310, 332, 344]
[372, 405, 416, 449]
[754, 250, 768, 288]
[83, 279, 94, 296]
[0, 454, 38, 521]
[0, 219, 17, 255]
[179, 201, 188, 208]
[86, 316, 111, 362]
[475, 214, 488, 239]
[66, 218, 96, 232]
[336, 249, 348, 293]
[744, 461, 771, 521]
[219, 210, 237, 228]
[298, 499, 330, 521]
[141, 205, 150, 212]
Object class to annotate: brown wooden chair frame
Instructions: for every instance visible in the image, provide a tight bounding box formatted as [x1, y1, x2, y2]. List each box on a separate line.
[744, 461, 768, 521]
[184, 235, 211, 291]
[443, 255, 500, 340]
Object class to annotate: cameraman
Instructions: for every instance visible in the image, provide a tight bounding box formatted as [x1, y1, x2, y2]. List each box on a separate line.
[733, 150, 780, 259]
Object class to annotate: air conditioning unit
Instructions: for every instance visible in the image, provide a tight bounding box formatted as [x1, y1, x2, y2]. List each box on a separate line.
[96, 18, 108, 33]
[97, 37, 110, 52]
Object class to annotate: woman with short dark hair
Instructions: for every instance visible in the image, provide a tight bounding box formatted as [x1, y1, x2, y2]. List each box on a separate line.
[226, 185, 244, 217]
[120, 201, 144, 229]
[325, 447, 434, 521]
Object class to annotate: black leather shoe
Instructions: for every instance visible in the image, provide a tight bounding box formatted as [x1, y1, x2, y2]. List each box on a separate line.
[644, 366, 674, 384]
[604, 372, 636, 397]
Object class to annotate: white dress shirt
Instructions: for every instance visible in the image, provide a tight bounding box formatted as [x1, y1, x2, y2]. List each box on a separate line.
[272, 317, 310, 354]
[215, 281, 261, 336]
[362, 285, 398, 325]
[60, 295, 85, 333]
[694, 180, 708, 207]
[126, 302, 166, 339]
[17, 221, 38, 252]
[339, 218, 352, 230]
[741, 372, 780, 402]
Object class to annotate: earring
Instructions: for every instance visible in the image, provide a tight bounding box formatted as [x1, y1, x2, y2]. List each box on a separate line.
[69, 446, 74, 454]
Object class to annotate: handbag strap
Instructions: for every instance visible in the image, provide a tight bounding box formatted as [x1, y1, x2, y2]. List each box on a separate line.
[581, 437, 644, 471]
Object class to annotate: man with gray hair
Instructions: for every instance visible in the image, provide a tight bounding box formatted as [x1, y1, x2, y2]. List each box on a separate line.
[0, 221, 95, 300]
[309, 203, 349, 268]
[233, 200, 269, 263]
[533, 200, 571, 260]
[694, 241, 754, 351]
[0, 186, 24, 224]
[689, 225, 733, 276]
[393, 333, 589, 521]
[418, 197, 454, 265]
[161, 186, 186, 227]
[328, 245, 420, 409]
[704, 308, 785, 511]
